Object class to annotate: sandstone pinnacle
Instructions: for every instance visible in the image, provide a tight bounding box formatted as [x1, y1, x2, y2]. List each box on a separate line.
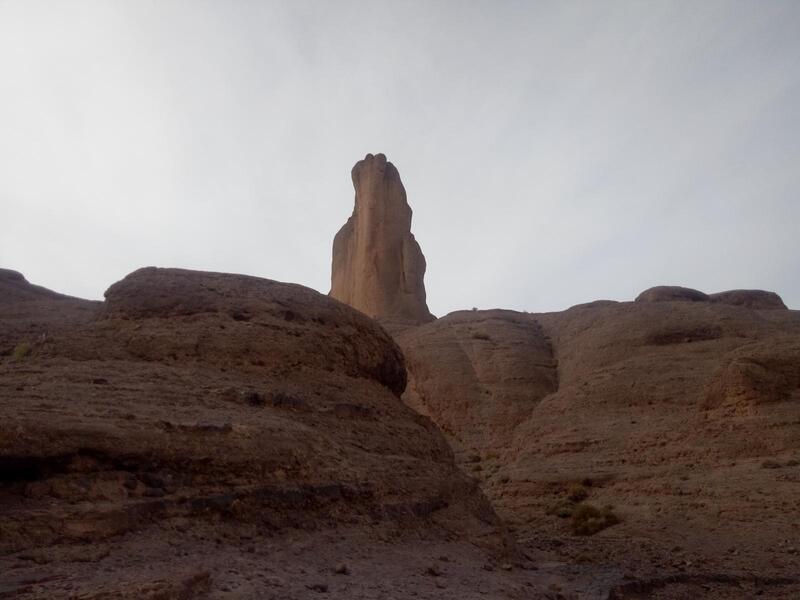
[330, 153, 434, 325]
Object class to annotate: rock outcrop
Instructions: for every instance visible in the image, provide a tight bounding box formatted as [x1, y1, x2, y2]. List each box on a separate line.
[0, 268, 517, 598]
[397, 309, 557, 462]
[330, 153, 434, 326]
[634, 285, 709, 303]
[710, 289, 788, 310]
[395, 296, 800, 596]
[635, 284, 788, 310]
[0, 268, 72, 304]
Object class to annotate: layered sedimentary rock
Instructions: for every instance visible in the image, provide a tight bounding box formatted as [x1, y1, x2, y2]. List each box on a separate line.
[0, 268, 515, 598]
[396, 287, 800, 597]
[330, 153, 434, 326]
[397, 309, 557, 462]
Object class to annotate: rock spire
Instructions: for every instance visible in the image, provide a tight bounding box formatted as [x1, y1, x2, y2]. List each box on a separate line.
[330, 153, 434, 325]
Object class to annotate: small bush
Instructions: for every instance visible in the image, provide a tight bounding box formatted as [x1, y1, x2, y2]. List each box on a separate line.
[546, 500, 575, 519]
[472, 332, 491, 341]
[570, 503, 619, 536]
[567, 483, 589, 502]
[761, 460, 782, 469]
[13, 342, 31, 361]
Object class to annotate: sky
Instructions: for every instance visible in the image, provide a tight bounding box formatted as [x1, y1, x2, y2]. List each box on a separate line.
[2, 1, 799, 314]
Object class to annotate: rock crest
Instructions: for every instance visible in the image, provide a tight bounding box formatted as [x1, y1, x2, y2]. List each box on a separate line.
[636, 285, 787, 309]
[330, 153, 434, 325]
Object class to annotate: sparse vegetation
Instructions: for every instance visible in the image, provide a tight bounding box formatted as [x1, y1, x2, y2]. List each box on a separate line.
[566, 483, 589, 502]
[546, 500, 575, 519]
[12, 342, 31, 361]
[472, 332, 491, 341]
[545, 480, 619, 535]
[570, 503, 620, 535]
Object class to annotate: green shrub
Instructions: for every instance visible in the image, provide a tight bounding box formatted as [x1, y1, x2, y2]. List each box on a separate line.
[12, 342, 31, 361]
[546, 500, 575, 519]
[570, 503, 619, 535]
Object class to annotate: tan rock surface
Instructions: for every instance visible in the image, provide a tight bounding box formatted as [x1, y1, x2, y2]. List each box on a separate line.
[397, 294, 800, 597]
[397, 309, 557, 462]
[1, 268, 554, 598]
[330, 153, 434, 326]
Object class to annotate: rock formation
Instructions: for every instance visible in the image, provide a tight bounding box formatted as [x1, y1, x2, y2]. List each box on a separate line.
[636, 285, 788, 309]
[0, 268, 528, 598]
[395, 288, 800, 597]
[634, 285, 709, 303]
[0, 268, 72, 303]
[710, 288, 788, 309]
[330, 153, 434, 327]
[397, 309, 558, 462]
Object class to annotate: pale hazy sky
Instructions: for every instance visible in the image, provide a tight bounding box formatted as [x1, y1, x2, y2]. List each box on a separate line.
[2, 1, 799, 314]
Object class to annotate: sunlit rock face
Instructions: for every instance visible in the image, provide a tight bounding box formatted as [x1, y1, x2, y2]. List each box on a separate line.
[330, 153, 434, 327]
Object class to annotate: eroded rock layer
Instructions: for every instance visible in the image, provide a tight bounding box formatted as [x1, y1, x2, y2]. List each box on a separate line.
[397, 309, 557, 461]
[396, 290, 800, 596]
[0, 268, 513, 598]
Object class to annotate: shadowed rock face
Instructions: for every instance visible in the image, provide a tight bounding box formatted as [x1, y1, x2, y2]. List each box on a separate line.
[330, 153, 434, 326]
[0, 268, 71, 304]
[0, 268, 519, 598]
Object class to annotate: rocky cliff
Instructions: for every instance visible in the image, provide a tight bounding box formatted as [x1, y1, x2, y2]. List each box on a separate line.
[396, 288, 800, 598]
[0, 268, 527, 599]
